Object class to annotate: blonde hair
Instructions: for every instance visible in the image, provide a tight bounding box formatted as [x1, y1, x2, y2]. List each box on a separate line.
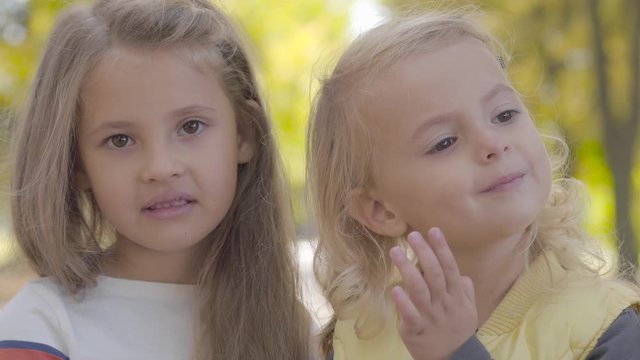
[10, 0, 310, 359]
[307, 9, 617, 355]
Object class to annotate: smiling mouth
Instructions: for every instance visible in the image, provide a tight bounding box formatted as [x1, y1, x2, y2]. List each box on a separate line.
[482, 173, 525, 193]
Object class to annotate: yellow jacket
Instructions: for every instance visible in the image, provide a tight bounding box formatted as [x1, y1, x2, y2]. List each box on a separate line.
[333, 253, 640, 360]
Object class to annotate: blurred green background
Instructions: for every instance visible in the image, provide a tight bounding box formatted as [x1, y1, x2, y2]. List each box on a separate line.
[0, 0, 639, 306]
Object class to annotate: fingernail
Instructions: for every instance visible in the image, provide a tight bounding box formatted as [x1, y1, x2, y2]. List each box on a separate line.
[390, 247, 403, 259]
[407, 231, 423, 243]
[429, 227, 442, 239]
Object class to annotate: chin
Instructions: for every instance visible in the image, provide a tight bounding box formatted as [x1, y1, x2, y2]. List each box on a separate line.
[472, 220, 533, 247]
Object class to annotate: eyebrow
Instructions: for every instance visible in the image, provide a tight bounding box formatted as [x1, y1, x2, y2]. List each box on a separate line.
[481, 83, 516, 103]
[169, 104, 218, 118]
[411, 83, 517, 143]
[410, 113, 455, 144]
[87, 104, 218, 137]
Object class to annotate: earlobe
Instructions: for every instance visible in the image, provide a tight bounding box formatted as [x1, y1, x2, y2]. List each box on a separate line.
[347, 187, 407, 237]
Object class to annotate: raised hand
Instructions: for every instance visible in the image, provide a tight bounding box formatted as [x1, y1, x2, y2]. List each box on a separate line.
[389, 228, 477, 360]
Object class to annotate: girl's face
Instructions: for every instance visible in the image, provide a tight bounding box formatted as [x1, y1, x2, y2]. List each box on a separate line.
[77, 46, 253, 280]
[359, 38, 552, 254]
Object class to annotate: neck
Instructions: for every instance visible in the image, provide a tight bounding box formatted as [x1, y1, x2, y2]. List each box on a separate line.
[102, 236, 207, 284]
[452, 233, 528, 327]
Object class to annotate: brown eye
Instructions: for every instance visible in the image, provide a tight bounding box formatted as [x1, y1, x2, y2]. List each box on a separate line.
[181, 119, 201, 135]
[109, 134, 130, 148]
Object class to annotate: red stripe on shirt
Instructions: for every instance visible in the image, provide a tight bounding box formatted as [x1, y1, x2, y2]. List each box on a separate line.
[0, 348, 65, 360]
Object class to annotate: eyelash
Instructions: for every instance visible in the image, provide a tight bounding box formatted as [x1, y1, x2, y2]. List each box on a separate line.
[103, 118, 207, 149]
[177, 118, 207, 136]
[426, 110, 519, 154]
[492, 109, 519, 124]
[427, 137, 458, 154]
[105, 134, 134, 149]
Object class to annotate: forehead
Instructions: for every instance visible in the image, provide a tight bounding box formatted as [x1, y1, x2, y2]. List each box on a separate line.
[78, 45, 231, 129]
[84, 44, 222, 85]
[359, 38, 508, 129]
[368, 38, 503, 102]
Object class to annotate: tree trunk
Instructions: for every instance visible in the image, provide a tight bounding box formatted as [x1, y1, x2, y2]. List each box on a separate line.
[588, 0, 639, 271]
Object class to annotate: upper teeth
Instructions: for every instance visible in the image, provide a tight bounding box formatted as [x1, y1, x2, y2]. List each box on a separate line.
[149, 199, 188, 210]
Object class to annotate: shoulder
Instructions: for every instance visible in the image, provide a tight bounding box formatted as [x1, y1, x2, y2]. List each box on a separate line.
[0, 277, 71, 359]
[554, 274, 640, 314]
[0, 277, 67, 328]
[547, 275, 640, 356]
[547, 269, 640, 315]
[586, 306, 640, 359]
[332, 315, 412, 360]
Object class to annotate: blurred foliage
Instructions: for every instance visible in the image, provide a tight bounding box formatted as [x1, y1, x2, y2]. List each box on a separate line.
[0, 0, 638, 264]
[0, 0, 67, 109]
[0, 0, 77, 233]
[221, 1, 349, 231]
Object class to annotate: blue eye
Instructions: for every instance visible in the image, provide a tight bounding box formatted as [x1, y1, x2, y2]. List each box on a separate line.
[428, 137, 457, 154]
[108, 134, 131, 148]
[493, 110, 518, 124]
[179, 119, 205, 135]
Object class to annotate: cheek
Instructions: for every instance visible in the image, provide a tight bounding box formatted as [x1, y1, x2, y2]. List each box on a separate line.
[81, 155, 134, 211]
[196, 156, 239, 199]
[519, 133, 553, 211]
[89, 175, 128, 210]
[393, 172, 464, 221]
[531, 137, 553, 184]
[538, 153, 553, 202]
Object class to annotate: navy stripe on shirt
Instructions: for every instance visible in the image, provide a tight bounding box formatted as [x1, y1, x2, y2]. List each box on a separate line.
[0, 340, 69, 360]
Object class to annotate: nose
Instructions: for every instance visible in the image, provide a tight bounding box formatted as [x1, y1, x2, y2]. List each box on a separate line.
[475, 126, 510, 162]
[140, 143, 185, 183]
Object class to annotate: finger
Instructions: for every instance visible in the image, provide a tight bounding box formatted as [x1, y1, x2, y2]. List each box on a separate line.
[426, 228, 462, 294]
[390, 246, 431, 306]
[461, 276, 476, 303]
[390, 286, 424, 336]
[407, 231, 447, 303]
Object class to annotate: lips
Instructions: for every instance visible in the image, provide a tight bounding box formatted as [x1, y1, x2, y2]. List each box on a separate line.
[142, 193, 196, 212]
[481, 172, 525, 193]
[141, 193, 196, 221]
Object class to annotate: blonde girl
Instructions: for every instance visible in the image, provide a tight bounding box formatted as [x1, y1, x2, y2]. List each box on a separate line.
[307, 8, 640, 360]
[0, 0, 311, 359]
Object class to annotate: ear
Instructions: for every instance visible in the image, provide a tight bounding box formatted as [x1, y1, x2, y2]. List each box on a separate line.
[236, 100, 258, 164]
[347, 187, 407, 237]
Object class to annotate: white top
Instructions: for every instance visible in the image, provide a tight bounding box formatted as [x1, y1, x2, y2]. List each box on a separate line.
[0, 276, 195, 360]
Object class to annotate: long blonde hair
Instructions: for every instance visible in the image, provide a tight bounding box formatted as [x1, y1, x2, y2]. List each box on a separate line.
[307, 9, 614, 355]
[10, 0, 310, 358]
